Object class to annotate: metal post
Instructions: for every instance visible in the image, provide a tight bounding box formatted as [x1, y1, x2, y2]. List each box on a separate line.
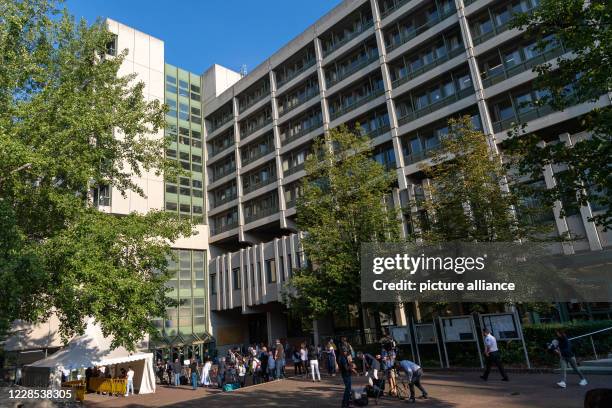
[438, 317, 450, 368]
[411, 318, 422, 366]
[434, 319, 444, 368]
[514, 308, 532, 369]
[472, 316, 484, 368]
[590, 336, 598, 360]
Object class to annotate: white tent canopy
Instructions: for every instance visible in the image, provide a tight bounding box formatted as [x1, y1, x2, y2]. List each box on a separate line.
[25, 319, 156, 394]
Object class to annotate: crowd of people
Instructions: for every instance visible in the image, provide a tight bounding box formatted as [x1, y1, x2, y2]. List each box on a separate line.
[151, 328, 592, 407]
[153, 332, 430, 406]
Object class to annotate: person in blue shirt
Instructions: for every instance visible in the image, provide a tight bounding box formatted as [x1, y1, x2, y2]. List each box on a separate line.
[395, 359, 428, 403]
[338, 347, 356, 408]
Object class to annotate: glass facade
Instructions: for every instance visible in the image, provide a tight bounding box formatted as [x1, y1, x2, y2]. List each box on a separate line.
[151, 248, 209, 338]
[164, 63, 205, 224]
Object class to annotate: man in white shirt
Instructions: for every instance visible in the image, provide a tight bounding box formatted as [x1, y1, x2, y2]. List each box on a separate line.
[480, 328, 509, 381]
[125, 367, 135, 396]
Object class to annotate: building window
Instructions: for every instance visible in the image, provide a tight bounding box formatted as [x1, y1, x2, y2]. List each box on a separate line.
[265, 259, 276, 283]
[106, 34, 117, 56]
[232, 268, 241, 290]
[210, 273, 217, 294]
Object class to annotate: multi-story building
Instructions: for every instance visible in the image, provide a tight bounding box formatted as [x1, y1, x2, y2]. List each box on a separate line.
[203, 0, 612, 350]
[5, 0, 611, 365]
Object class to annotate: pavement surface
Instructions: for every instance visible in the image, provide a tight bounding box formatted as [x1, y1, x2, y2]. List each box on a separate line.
[83, 371, 612, 408]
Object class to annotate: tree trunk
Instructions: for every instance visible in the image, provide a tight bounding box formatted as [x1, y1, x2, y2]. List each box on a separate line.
[358, 304, 367, 346]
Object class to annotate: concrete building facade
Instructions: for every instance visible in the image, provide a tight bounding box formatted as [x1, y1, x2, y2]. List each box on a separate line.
[203, 0, 612, 349]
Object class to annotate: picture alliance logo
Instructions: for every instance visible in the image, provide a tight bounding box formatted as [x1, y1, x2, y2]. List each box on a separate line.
[372, 253, 488, 275]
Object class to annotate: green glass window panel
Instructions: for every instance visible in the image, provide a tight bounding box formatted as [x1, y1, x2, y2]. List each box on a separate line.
[179, 251, 191, 269]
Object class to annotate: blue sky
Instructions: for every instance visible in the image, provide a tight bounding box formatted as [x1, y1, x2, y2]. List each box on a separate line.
[65, 0, 341, 75]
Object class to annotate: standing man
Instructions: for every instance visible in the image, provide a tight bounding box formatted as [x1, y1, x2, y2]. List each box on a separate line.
[339, 348, 357, 408]
[274, 339, 285, 379]
[480, 328, 509, 382]
[125, 366, 135, 396]
[189, 358, 199, 390]
[173, 358, 182, 387]
[396, 359, 428, 403]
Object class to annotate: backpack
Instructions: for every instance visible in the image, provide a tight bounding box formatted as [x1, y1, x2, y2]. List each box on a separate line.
[353, 387, 369, 406]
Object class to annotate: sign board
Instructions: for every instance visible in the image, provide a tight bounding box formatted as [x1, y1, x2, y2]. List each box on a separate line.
[415, 324, 437, 344]
[390, 326, 412, 344]
[481, 313, 520, 340]
[441, 317, 475, 342]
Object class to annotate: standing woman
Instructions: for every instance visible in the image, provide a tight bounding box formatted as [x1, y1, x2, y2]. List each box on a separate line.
[326, 339, 337, 376]
[299, 343, 309, 378]
[308, 344, 321, 382]
[201, 358, 212, 388]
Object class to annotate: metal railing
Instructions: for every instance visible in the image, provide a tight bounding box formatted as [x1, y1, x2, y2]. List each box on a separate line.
[244, 205, 279, 224]
[323, 20, 374, 57]
[281, 121, 324, 146]
[329, 88, 385, 120]
[278, 87, 319, 117]
[392, 46, 465, 88]
[241, 117, 272, 139]
[569, 326, 612, 360]
[326, 53, 379, 88]
[276, 59, 316, 88]
[481, 45, 566, 88]
[386, 8, 456, 53]
[491, 104, 554, 133]
[397, 86, 474, 126]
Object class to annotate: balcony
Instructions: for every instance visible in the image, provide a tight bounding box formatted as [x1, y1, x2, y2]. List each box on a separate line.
[211, 193, 237, 209]
[242, 175, 276, 195]
[244, 205, 279, 224]
[363, 124, 391, 139]
[323, 20, 374, 57]
[212, 221, 238, 235]
[276, 59, 316, 89]
[386, 8, 456, 53]
[481, 45, 565, 88]
[281, 119, 324, 146]
[472, 6, 537, 46]
[283, 162, 305, 177]
[241, 117, 272, 139]
[241, 146, 273, 166]
[492, 104, 554, 133]
[404, 144, 440, 165]
[329, 88, 385, 121]
[327, 53, 379, 88]
[278, 87, 319, 117]
[380, 0, 411, 19]
[397, 86, 474, 126]
[392, 46, 464, 88]
[239, 91, 269, 114]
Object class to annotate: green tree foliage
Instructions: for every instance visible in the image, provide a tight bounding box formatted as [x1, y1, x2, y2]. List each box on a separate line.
[286, 126, 402, 328]
[506, 0, 611, 229]
[415, 116, 552, 242]
[0, 0, 192, 349]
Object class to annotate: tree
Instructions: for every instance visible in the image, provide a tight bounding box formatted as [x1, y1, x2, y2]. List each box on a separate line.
[414, 116, 553, 315]
[286, 126, 402, 343]
[0, 0, 192, 349]
[506, 0, 611, 230]
[415, 116, 552, 243]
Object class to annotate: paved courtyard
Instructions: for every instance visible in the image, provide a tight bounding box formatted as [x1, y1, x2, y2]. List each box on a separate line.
[84, 371, 611, 408]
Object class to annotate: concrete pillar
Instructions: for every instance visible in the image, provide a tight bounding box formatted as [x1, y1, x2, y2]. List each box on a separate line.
[558, 133, 603, 251]
[313, 37, 331, 133]
[269, 69, 289, 229]
[370, 0, 407, 190]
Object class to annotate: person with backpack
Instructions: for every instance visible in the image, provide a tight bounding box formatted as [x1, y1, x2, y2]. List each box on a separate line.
[396, 359, 428, 403]
[292, 347, 303, 375]
[553, 329, 588, 388]
[259, 346, 269, 382]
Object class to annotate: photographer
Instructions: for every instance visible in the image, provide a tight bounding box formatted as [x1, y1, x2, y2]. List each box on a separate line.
[550, 329, 588, 388]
